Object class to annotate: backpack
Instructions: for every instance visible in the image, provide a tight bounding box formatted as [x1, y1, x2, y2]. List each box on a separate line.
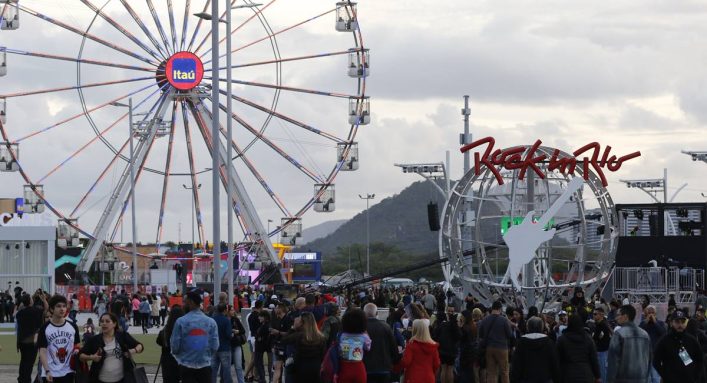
[320, 334, 341, 383]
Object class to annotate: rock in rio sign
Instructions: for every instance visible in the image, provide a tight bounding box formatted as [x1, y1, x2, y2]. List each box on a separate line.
[443, 136, 642, 296]
[460, 136, 642, 187]
[165, 52, 204, 91]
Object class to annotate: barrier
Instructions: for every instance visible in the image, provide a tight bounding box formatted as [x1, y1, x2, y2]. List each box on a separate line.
[613, 267, 704, 304]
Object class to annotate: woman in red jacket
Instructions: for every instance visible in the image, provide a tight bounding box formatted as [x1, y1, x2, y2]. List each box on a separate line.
[396, 318, 441, 383]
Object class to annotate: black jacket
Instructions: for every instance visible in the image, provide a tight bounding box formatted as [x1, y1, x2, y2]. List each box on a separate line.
[363, 317, 400, 373]
[434, 314, 461, 358]
[592, 319, 611, 352]
[80, 331, 142, 382]
[15, 306, 43, 346]
[511, 333, 560, 383]
[556, 330, 600, 383]
[653, 330, 704, 383]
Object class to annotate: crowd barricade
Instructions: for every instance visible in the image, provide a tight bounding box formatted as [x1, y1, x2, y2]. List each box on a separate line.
[613, 266, 704, 304]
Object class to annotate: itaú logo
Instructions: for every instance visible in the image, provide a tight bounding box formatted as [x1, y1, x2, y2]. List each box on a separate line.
[166, 52, 204, 91]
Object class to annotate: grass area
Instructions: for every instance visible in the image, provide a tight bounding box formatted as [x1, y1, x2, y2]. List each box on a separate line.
[0, 334, 252, 366]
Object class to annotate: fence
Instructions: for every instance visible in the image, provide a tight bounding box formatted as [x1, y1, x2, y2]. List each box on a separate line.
[613, 267, 704, 304]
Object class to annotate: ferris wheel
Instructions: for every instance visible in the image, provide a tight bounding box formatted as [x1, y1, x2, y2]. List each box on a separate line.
[0, 0, 369, 275]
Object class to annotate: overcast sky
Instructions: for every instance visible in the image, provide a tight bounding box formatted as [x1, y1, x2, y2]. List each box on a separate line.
[1, 0, 706, 245]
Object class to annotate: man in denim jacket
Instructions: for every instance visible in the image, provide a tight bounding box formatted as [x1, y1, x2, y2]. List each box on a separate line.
[171, 290, 219, 382]
[607, 304, 652, 383]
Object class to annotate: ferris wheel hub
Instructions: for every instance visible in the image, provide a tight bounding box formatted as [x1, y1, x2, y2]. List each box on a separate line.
[162, 51, 205, 91]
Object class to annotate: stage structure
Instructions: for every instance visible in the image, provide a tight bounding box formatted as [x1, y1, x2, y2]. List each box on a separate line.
[441, 136, 641, 307]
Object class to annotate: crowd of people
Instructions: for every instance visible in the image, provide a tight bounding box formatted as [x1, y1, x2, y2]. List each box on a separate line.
[11, 282, 707, 383]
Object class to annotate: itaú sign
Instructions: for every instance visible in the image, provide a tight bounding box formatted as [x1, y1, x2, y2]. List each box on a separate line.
[460, 137, 641, 187]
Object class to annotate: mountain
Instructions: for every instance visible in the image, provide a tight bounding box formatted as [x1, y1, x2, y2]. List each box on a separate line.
[296, 180, 448, 258]
[299, 219, 347, 244]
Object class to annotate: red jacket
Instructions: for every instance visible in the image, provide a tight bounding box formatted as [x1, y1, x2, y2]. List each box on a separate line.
[396, 340, 440, 383]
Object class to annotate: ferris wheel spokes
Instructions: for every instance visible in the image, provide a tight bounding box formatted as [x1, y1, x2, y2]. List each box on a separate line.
[206, 7, 337, 65]
[217, 89, 344, 143]
[78, 0, 166, 63]
[210, 97, 324, 183]
[13, 82, 156, 144]
[201, 100, 292, 217]
[179, 0, 191, 51]
[145, 0, 174, 57]
[155, 102, 179, 249]
[205, 49, 357, 73]
[78, 91, 174, 272]
[199, 0, 278, 59]
[187, 0, 212, 52]
[70, 138, 130, 218]
[180, 100, 206, 245]
[1, 47, 157, 72]
[187, 97, 283, 278]
[19, 4, 159, 66]
[0, 76, 153, 99]
[166, 0, 178, 53]
[117, 0, 170, 60]
[192, 0, 238, 56]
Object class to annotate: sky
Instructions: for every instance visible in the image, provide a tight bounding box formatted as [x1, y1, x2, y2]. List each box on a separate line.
[1, 0, 706, 246]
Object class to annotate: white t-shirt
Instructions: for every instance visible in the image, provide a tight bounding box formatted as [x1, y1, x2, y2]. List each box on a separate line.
[99, 338, 124, 383]
[37, 320, 80, 378]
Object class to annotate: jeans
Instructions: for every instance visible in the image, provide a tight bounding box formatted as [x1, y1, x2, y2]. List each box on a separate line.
[649, 366, 661, 383]
[232, 346, 245, 383]
[18, 343, 38, 383]
[254, 350, 268, 383]
[212, 350, 233, 383]
[597, 351, 608, 383]
[181, 366, 212, 383]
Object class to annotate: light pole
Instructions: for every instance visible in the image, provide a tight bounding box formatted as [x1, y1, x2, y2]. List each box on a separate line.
[358, 193, 375, 276]
[195, 0, 262, 308]
[109, 99, 138, 293]
[182, 184, 201, 251]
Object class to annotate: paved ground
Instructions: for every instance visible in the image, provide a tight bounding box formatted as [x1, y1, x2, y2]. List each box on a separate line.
[0, 364, 166, 383]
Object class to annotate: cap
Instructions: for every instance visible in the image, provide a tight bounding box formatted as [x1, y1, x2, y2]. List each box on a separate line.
[558, 310, 568, 316]
[271, 295, 278, 300]
[672, 310, 687, 320]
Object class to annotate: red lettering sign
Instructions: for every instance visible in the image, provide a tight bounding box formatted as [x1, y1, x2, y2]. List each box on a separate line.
[460, 137, 641, 187]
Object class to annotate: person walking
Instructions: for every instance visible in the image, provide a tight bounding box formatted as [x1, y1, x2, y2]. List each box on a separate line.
[151, 294, 161, 328]
[79, 312, 144, 383]
[591, 307, 611, 383]
[229, 306, 247, 383]
[37, 295, 81, 383]
[363, 303, 400, 383]
[170, 291, 219, 383]
[211, 303, 233, 383]
[457, 310, 478, 383]
[338, 308, 372, 383]
[15, 294, 44, 383]
[158, 305, 185, 383]
[395, 319, 440, 383]
[244, 300, 263, 382]
[281, 311, 327, 382]
[131, 295, 140, 327]
[556, 314, 600, 383]
[653, 310, 704, 383]
[253, 310, 271, 383]
[607, 304, 652, 383]
[434, 305, 460, 383]
[139, 297, 151, 334]
[477, 300, 513, 383]
[640, 305, 667, 383]
[69, 294, 79, 323]
[510, 316, 560, 383]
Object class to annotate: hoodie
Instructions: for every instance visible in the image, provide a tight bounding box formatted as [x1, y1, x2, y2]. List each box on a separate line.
[511, 333, 560, 383]
[556, 330, 600, 383]
[396, 340, 440, 383]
